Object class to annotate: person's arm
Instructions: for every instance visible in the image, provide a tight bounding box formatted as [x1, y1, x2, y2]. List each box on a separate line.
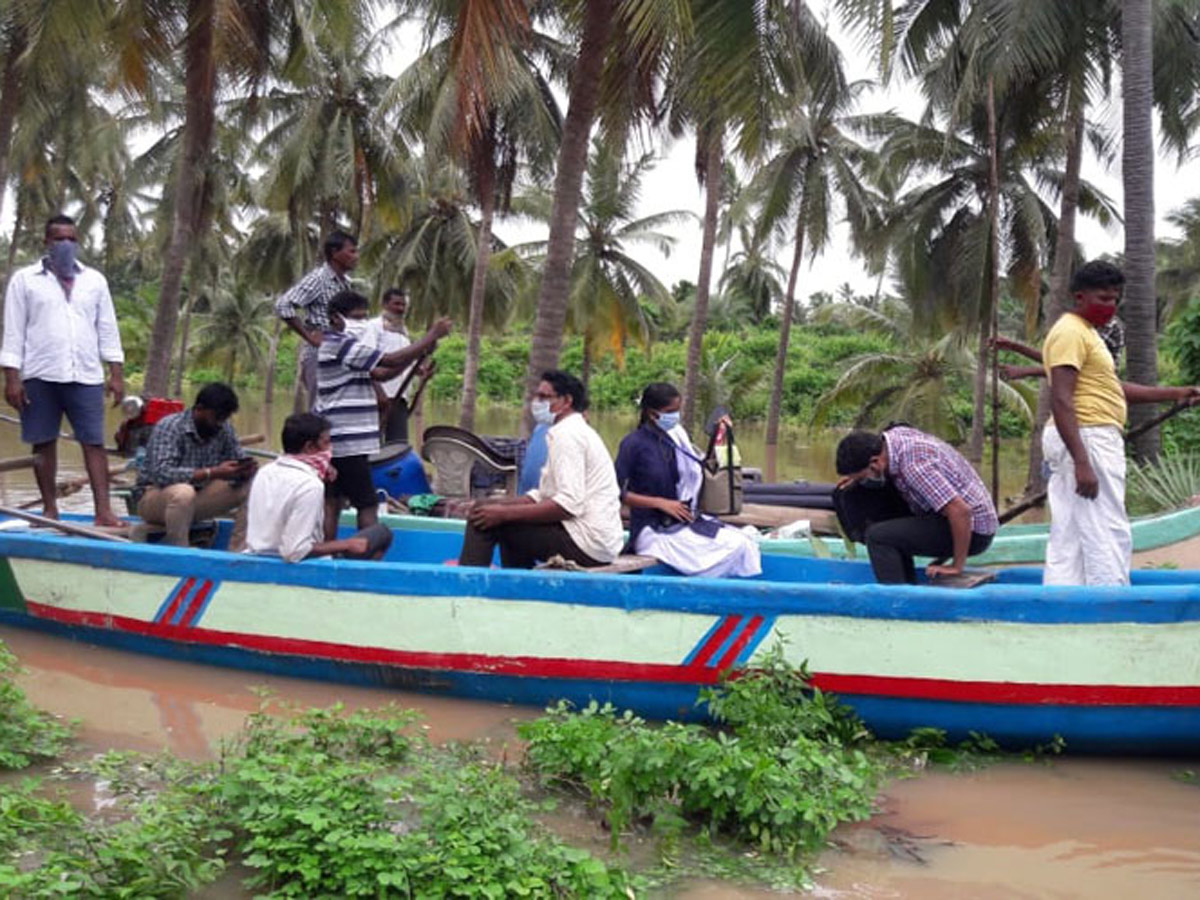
[374, 318, 451, 372]
[1121, 383, 1200, 405]
[614, 434, 691, 521]
[999, 363, 1045, 381]
[95, 278, 125, 405]
[144, 424, 204, 487]
[623, 490, 693, 522]
[467, 494, 572, 529]
[274, 277, 322, 347]
[275, 484, 367, 560]
[926, 497, 973, 577]
[1049, 366, 1098, 499]
[2, 274, 28, 411]
[991, 335, 1043, 363]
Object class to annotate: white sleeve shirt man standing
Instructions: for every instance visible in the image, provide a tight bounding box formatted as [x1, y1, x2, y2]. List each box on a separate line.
[0, 214, 125, 526]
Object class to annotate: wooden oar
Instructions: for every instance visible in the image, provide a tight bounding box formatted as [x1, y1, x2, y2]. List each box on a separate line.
[0, 505, 131, 542]
[998, 399, 1195, 524]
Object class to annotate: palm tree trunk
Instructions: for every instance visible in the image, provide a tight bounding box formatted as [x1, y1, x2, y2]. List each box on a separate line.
[142, 0, 216, 397]
[354, 142, 373, 241]
[682, 132, 723, 432]
[5, 186, 24, 274]
[969, 78, 1001, 465]
[264, 317, 283, 407]
[460, 154, 497, 432]
[522, 0, 614, 431]
[986, 78, 1002, 503]
[0, 25, 25, 226]
[765, 196, 806, 482]
[172, 291, 194, 398]
[1025, 76, 1087, 498]
[1123, 0, 1159, 462]
[581, 339, 592, 389]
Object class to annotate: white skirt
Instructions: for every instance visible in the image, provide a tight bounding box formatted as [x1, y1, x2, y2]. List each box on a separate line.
[634, 522, 762, 578]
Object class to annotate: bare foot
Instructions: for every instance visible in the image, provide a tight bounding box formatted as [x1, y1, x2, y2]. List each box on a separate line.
[42, 507, 60, 520]
[94, 513, 124, 528]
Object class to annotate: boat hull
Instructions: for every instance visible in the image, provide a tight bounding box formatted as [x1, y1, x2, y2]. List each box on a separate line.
[0, 526, 1198, 754]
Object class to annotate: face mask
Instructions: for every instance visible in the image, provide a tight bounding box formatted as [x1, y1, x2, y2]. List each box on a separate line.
[1079, 300, 1116, 328]
[655, 411, 681, 431]
[47, 240, 78, 279]
[531, 399, 555, 425]
[860, 475, 887, 489]
[343, 318, 369, 339]
[294, 447, 335, 481]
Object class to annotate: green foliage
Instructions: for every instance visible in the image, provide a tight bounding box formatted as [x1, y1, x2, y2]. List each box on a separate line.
[1127, 454, 1200, 515]
[520, 647, 883, 867]
[0, 642, 72, 769]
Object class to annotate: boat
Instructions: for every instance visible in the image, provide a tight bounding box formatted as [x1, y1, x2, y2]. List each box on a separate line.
[0, 514, 1196, 754]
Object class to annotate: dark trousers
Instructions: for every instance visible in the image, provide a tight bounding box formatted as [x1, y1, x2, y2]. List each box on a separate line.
[864, 516, 994, 585]
[459, 521, 602, 569]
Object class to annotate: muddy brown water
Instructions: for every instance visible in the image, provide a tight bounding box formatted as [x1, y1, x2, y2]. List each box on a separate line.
[3, 625, 1198, 898]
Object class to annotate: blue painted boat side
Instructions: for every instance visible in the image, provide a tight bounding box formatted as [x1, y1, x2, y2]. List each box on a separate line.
[4, 528, 1200, 626]
[2, 609, 1195, 754]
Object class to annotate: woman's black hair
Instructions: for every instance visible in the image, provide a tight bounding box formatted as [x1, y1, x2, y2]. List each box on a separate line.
[638, 382, 680, 426]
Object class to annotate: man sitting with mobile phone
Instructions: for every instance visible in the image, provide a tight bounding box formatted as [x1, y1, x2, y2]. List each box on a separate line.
[134, 382, 257, 548]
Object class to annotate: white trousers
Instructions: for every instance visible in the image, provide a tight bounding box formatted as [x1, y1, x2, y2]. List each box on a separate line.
[1042, 424, 1131, 586]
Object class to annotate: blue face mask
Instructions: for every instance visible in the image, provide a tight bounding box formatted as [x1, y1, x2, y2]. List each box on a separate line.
[655, 411, 681, 432]
[47, 239, 78, 280]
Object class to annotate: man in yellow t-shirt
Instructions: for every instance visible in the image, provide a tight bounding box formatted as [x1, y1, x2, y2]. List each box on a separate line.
[1042, 260, 1200, 586]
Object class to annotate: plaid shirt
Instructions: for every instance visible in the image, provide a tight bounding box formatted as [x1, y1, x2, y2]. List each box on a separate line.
[273, 263, 349, 332]
[136, 410, 247, 490]
[883, 426, 998, 535]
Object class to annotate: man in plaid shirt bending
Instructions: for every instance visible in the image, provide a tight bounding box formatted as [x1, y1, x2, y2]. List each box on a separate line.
[835, 426, 997, 584]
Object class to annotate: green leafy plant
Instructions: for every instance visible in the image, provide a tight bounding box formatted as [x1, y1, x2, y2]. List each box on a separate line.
[1127, 453, 1200, 515]
[0, 641, 73, 769]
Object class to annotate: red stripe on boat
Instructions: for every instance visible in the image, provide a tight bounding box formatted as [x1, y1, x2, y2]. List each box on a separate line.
[157, 577, 195, 625]
[688, 614, 741, 668]
[713, 615, 764, 671]
[177, 580, 214, 628]
[23, 601, 1200, 707]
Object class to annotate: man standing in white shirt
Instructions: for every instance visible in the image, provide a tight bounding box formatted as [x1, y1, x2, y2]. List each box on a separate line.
[244, 413, 392, 561]
[458, 370, 624, 568]
[364, 287, 434, 444]
[1, 214, 125, 526]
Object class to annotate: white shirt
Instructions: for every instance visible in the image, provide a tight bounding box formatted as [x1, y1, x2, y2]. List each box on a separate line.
[244, 457, 326, 562]
[363, 316, 414, 399]
[0, 259, 124, 383]
[527, 412, 624, 563]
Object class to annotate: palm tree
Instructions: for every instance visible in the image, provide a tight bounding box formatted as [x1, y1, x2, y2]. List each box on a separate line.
[514, 138, 690, 384]
[752, 78, 883, 478]
[396, 0, 563, 431]
[191, 280, 273, 382]
[718, 222, 786, 325]
[811, 297, 1032, 440]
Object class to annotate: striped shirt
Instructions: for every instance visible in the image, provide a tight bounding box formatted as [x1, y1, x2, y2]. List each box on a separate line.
[314, 331, 382, 457]
[274, 263, 348, 332]
[883, 426, 998, 535]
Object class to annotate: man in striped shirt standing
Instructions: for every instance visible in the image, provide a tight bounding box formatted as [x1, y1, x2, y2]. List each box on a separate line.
[317, 291, 451, 538]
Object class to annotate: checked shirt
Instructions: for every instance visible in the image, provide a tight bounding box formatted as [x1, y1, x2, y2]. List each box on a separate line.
[883, 426, 998, 535]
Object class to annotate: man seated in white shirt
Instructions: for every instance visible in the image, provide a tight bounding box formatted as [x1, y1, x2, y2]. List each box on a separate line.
[458, 370, 624, 569]
[244, 413, 392, 562]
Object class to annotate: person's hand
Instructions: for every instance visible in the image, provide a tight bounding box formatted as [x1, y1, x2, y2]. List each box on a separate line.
[427, 317, 453, 341]
[998, 363, 1021, 381]
[1074, 459, 1099, 499]
[835, 474, 857, 491]
[342, 537, 369, 556]
[926, 562, 964, 579]
[1177, 386, 1200, 406]
[306, 329, 323, 348]
[4, 377, 27, 411]
[657, 498, 694, 522]
[417, 358, 437, 378]
[106, 370, 124, 407]
[988, 336, 1021, 353]
[212, 459, 250, 480]
[468, 503, 508, 530]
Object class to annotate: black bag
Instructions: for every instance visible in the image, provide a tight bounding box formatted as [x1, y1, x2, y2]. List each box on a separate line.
[699, 421, 743, 516]
[832, 481, 910, 543]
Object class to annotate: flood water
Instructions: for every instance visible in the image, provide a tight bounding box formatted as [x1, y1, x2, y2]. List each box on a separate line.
[3, 623, 1197, 898]
[0, 392, 1037, 514]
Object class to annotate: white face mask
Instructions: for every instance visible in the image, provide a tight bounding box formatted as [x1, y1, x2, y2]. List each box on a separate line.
[342, 318, 369, 339]
[531, 399, 555, 425]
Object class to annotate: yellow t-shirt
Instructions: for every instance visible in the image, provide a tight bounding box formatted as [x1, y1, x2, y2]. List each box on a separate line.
[1042, 312, 1126, 427]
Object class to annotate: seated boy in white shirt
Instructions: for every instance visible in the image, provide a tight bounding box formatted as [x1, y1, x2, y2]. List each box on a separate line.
[244, 413, 392, 562]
